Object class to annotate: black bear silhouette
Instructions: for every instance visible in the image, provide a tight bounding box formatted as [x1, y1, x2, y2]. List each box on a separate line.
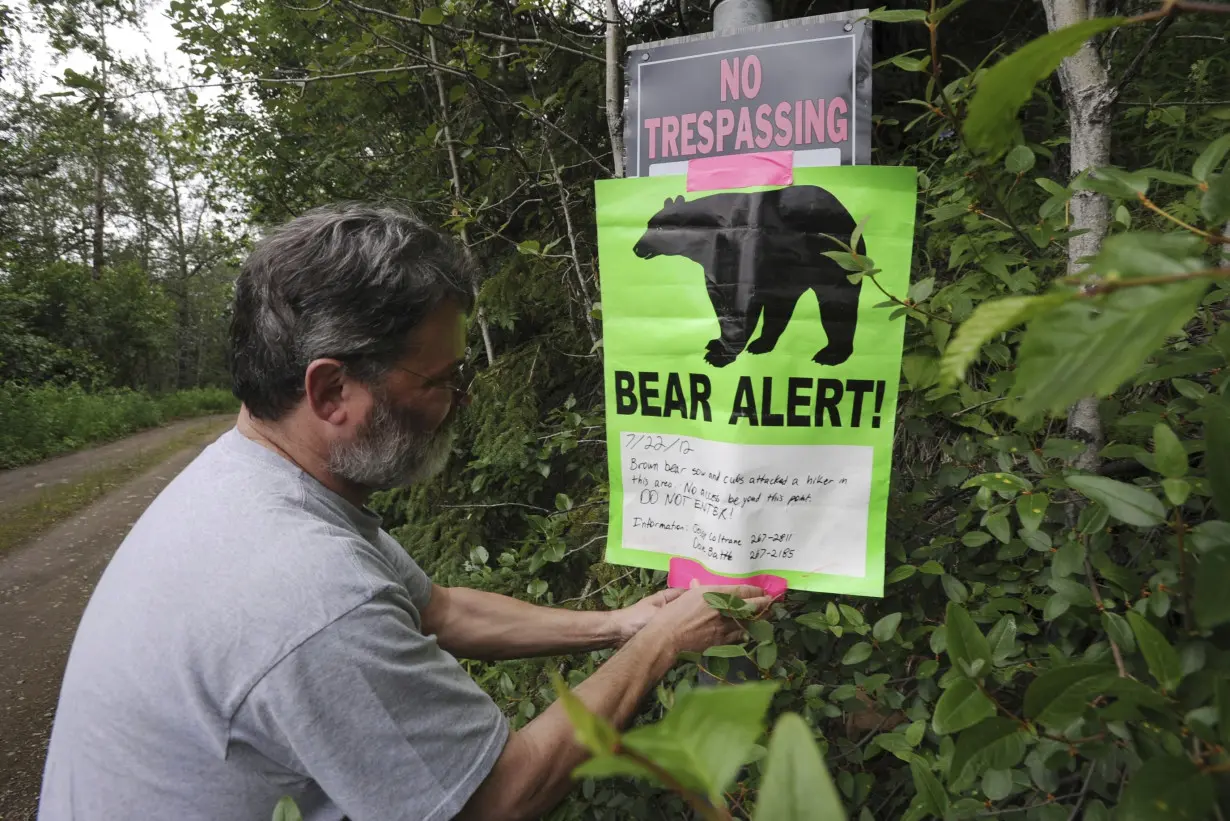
[633, 185, 865, 368]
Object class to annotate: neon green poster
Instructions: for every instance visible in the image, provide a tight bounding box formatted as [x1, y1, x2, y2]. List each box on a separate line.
[596, 166, 918, 597]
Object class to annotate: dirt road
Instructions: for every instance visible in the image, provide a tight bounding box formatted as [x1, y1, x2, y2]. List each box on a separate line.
[0, 416, 235, 820]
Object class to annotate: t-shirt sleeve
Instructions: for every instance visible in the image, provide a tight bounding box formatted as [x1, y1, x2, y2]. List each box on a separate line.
[231, 588, 509, 821]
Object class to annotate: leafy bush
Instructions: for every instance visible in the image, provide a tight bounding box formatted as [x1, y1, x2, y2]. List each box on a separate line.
[0, 383, 237, 469]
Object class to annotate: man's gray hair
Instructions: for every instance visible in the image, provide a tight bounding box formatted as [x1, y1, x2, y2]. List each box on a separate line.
[228, 202, 477, 420]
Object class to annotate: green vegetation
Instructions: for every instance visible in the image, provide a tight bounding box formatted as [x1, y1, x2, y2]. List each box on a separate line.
[0, 385, 237, 469]
[1, 0, 242, 469]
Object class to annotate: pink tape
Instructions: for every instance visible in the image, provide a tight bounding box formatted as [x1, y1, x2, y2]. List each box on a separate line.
[686, 151, 794, 192]
[667, 557, 789, 600]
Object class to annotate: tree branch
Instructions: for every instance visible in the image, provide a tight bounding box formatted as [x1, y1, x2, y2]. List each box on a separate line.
[339, 0, 603, 62]
[114, 65, 432, 99]
[1109, 14, 1175, 103]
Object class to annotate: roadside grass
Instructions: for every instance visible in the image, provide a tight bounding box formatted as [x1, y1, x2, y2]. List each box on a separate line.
[0, 385, 238, 470]
[0, 418, 232, 557]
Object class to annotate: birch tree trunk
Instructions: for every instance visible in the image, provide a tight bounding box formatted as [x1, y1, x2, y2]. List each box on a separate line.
[604, 0, 625, 177]
[1041, 0, 1116, 473]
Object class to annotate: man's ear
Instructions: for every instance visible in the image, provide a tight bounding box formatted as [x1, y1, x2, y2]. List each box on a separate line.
[303, 358, 354, 424]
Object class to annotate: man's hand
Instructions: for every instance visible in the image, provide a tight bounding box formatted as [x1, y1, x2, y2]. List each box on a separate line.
[609, 588, 687, 646]
[641, 583, 772, 657]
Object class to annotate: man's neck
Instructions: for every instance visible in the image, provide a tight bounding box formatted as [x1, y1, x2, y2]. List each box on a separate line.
[236, 406, 371, 509]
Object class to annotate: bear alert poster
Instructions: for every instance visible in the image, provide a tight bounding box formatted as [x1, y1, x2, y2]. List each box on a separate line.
[595, 166, 918, 597]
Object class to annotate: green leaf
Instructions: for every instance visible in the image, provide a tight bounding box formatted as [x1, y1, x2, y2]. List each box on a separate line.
[1205, 394, 1230, 519]
[1052, 540, 1085, 578]
[1024, 665, 1118, 727]
[963, 472, 1032, 493]
[873, 612, 903, 642]
[61, 67, 107, 94]
[933, 679, 996, 735]
[1013, 281, 1208, 419]
[753, 713, 848, 821]
[986, 615, 1017, 663]
[823, 251, 867, 272]
[1083, 232, 1207, 280]
[887, 565, 917, 584]
[838, 604, 866, 627]
[1065, 475, 1165, 527]
[948, 718, 1027, 785]
[909, 277, 936, 303]
[747, 619, 774, 644]
[705, 592, 754, 617]
[1202, 172, 1230, 223]
[1118, 756, 1215, 821]
[795, 611, 830, 630]
[419, 6, 445, 24]
[1004, 145, 1035, 174]
[704, 644, 748, 658]
[755, 642, 778, 670]
[909, 757, 949, 818]
[865, 7, 929, 22]
[1073, 166, 1150, 199]
[1016, 493, 1048, 531]
[920, 560, 946, 575]
[555, 492, 573, 511]
[1194, 546, 1230, 629]
[942, 574, 970, 604]
[272, 796, 303, 821]
[1126, 612, 1183, 692]
[1152, 423, 1188, 479]
[1048, 577, 1096, 608]
[842, 642, 873, 665]
[981, 768, 1013, 801]
[621, 681, 779, 805]
[946, 603, 992, 679]
[1162, 478, 1191, 507]
[1193, 133, 1230, 182]
[985, 511, 1011, 544]
[1101, 611, 1137, 653]
[964, 16, 1126, 156]
[939, 294, 1070, 385]
[962, 531, 993, 547]
[1140, 168, 1200, 187]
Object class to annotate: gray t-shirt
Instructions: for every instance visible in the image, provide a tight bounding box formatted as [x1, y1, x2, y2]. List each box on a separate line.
[39, 427, 508, 821]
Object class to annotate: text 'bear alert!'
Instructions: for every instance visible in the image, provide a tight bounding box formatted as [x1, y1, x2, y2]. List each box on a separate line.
[614, 371, 887, 429]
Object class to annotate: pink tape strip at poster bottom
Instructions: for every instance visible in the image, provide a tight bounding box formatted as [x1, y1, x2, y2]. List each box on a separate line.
[686, 150, 794, 192]
[667, 557, 788, 600]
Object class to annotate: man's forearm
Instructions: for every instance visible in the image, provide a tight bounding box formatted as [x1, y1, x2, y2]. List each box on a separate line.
[456, 624, 677, 821]
[427, 585, 620, 660]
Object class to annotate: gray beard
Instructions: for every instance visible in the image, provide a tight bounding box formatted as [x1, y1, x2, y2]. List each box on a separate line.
[327, 391, 455, 491]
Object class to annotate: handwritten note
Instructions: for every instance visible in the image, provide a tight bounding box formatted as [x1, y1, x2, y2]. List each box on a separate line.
[620, 431, 873, 578]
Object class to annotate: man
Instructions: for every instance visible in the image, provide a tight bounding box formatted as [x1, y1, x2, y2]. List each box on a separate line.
[39, 203, 769, 820]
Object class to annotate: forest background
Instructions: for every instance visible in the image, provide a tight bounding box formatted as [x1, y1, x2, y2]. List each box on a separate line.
[3, 0, 1230, 818]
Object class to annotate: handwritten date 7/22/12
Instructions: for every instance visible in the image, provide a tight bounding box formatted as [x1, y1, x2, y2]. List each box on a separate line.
[624, 433, 693, 455]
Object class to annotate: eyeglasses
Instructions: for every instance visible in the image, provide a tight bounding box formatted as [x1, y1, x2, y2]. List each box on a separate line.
[390, 360, 471, 398]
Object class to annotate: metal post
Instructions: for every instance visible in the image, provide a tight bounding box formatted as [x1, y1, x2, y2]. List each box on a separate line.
[710, 0, 771, 32]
